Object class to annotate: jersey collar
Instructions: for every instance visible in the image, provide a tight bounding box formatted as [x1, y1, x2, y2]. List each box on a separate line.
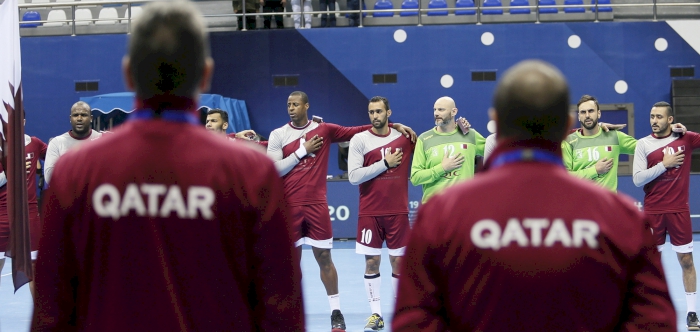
[484, 138, 563, 170]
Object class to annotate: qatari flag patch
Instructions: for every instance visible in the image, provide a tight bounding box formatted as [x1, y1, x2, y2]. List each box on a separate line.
[462, 143, 468, 149]
[606, 146, 612, 151]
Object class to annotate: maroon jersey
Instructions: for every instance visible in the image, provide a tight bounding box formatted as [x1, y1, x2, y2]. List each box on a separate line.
[26, 136, 47, 203]
[226, 132, 268, 148]
[0, 135, 47, 209]
[267, 121, 370, 206]
[33, 119, 304, 331]
[393, 143, 676, 332]
[348, 128, 414, 216]
[633, 131, 700, 213]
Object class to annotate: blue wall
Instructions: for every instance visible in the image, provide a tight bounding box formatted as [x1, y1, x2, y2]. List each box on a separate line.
[20, 22, 700, 178]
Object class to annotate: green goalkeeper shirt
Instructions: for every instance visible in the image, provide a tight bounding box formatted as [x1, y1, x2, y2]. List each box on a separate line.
[410, 127, 485, 202]
[562, 129, 637, 191]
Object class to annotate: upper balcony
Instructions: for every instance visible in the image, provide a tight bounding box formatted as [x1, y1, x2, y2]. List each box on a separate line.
[10, 0, 700, 37]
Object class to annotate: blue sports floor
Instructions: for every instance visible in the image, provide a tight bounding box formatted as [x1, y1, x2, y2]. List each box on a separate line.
[1, 237, 699, 332]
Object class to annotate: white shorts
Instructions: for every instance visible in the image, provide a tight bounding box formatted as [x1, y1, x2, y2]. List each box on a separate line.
[295, 237, 333, 249]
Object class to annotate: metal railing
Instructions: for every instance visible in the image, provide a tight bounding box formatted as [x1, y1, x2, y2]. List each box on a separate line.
[16, 0, 700, 33]
[18, 0, 142, 35]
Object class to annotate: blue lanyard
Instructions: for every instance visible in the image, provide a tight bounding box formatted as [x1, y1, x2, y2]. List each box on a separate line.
[490, 149, 563, 169]
[128, 109, 200, 125]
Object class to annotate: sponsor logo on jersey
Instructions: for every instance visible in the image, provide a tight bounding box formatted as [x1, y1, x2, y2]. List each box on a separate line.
[576, 149, 583, 159]
[461, 143, 468, 149]
[93, 183, 215, 220]
[606, 146, 612, 151]
[423, 135, 434, 141]
[470, 218, 599, 250]
[441, 170, 460, 179]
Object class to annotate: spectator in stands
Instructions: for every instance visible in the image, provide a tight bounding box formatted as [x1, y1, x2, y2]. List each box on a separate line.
[262, 0, 285, 28]
[292, 0, 312, 28]
[232, 0, 258, 30]
[320, 0, 336, 27]
[347, 0, 363, 26]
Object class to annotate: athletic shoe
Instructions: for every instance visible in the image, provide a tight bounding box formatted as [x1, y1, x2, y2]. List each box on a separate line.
[364, 313, 385, 331]
[688, 312, 700, 331]
[331, 309, 346, 332]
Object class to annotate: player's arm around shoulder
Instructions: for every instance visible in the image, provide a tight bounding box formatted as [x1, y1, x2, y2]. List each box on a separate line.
[473, 129, 486, 156]
[616, 131, 637, 155]
[687, 130, 700, 149]
[327, 122, 370, 142]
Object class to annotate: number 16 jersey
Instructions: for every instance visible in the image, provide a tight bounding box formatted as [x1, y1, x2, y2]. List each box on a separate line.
[562, 129, 637, 191]
[348, 128, 414, 217]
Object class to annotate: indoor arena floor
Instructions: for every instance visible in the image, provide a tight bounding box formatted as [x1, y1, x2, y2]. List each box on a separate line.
[2, 236, 699, 332]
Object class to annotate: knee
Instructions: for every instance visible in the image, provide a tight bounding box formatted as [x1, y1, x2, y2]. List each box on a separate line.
[390, 256, 401, 267]
[315, 249, 332, 266]
[680, 254, 696, 270]
[365, 257, 380, 274]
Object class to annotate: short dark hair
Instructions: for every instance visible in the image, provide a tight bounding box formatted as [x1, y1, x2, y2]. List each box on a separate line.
[207, 108, 229, 124]
[289, 91, 308, 104]
[577, 95, 599, 111]
[369, 96, 390, 111]
[493, 60, 570, 142]
[653, 101, 673, 117]
[127, 1, 209, 99]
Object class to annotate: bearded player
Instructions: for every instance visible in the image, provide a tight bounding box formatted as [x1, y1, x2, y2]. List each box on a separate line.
[348, 96, 414, 331]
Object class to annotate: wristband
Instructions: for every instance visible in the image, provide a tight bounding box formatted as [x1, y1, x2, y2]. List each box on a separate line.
[384, 159, 390, 168]
[294, 145, 307, 160]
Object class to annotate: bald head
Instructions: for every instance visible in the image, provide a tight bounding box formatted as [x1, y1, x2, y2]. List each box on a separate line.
[69, 101, 92, 136]
[493, 60, 570, 142]
[71, 101, 90, 114]
[435, 96, 456, 109]
[125, 0, 211, 100]
[433, 96, 458, 130]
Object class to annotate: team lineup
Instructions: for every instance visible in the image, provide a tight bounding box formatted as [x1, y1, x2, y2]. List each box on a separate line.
[0, 1, 697, 331]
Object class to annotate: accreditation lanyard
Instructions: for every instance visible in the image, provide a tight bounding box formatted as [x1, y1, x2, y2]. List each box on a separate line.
[489, 149, 563, 170]
[129, 109, 200, 125]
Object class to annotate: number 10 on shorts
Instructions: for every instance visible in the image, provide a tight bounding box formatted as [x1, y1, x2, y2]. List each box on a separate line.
[360, 228, 373, 244]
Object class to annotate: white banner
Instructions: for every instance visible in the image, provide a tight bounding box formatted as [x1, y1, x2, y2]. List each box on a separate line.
[0, 0, 22, 139]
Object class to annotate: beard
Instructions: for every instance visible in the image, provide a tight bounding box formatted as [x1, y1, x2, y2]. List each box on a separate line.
[580, 119, 598, 130]
[206, 125, 224, 133]
[372, 118, 388, 129]
[652, 123, 668, 133]
[435, 116, 453, 127]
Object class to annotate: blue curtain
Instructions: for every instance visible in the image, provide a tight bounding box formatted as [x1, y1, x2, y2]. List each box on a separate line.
[80, 92, 251, 133]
